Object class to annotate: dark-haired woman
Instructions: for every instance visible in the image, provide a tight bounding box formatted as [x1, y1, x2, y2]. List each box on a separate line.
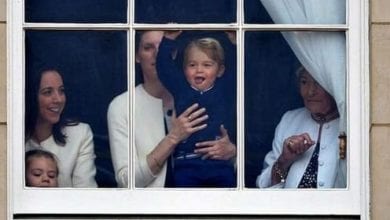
[25, 69, 97, 187]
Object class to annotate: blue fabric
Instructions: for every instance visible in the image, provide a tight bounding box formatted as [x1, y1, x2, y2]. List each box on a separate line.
[157, 37, 236, 187]
[174, 158, 235, 187]
[157, 37, 231, 154]
[25, 0, 127, 23]
[135, 0, 235, 24]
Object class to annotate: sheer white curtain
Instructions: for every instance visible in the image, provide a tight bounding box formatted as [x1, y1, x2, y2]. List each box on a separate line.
[260, 0, 346, 133]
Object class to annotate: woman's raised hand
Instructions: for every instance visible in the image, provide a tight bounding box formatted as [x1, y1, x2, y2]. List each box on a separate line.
[166, 103, 208, 145]
[278, 133, 315, 169]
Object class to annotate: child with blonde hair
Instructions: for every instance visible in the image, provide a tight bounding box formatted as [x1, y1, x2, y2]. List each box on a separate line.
[157, 31, 235, 187]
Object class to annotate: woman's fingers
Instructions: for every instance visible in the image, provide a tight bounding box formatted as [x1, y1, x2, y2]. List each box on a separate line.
[182, 103, 200, 118]
[219, 124, 228, 137]
[285, 133, 315, 155]
[169, 103, 210, 142]
[196, 145, 223, 160]
[189, 123, 207, 133]
[195, 140, 217, 148]
[301, 133, 315, 145]
[187, 107, 206, 121]
[189, 112, 208, 126]
[194, 126, 236, 161]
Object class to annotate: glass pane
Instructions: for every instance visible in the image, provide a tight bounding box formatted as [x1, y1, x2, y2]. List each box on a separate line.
[245, 0, 274, 24]
[25, 31, 127, 188]
[245, 0, 346, 24]
[134, 30, 237, 188]
[245, 31, 347, 189]
[25, 0, 127, 23]
[244, 31, 301, 187]
[135, 0, 236, 23]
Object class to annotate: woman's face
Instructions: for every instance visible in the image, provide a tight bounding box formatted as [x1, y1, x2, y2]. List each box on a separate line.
[135, 31, 164, 81]
[299, 71, 335, 115]
[37, 70, 66, 126]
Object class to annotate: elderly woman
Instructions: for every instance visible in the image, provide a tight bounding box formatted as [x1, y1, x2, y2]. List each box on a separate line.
[256, 67, 346, 188]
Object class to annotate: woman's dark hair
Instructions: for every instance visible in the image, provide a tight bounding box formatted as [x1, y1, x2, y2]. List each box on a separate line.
[25, 68, 78, 145]
[135, 31, 145, 85]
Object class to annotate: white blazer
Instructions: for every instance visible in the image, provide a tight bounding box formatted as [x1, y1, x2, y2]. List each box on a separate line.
[26, 123, 97, 188]
[108, 86, 168, 188]
[107, 91, 129, 187]
[134, 85, 168, 187]
[256, 108, 346, 188]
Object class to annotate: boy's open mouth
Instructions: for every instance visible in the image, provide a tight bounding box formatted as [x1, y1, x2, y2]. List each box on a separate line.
[194, 76, 205, 84]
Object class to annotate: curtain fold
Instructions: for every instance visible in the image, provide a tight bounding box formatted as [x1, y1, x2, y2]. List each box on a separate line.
[260, 0, 346, 133]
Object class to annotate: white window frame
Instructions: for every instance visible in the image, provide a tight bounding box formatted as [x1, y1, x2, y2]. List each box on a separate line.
[7, 0, 370, 218]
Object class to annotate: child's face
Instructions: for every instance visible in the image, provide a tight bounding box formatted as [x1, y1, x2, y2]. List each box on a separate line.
[184, 47, 225, 91]
[26, 156, 58, 187]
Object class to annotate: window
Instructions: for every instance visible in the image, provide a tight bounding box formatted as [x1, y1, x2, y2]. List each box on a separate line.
[8, 0, 369, 217]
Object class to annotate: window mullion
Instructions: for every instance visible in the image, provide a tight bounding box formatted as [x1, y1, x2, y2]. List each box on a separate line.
[243, 24, 348, 31]
[132, 23, 238, 30]
[23, 23, 129, 30]
[237, 0, 244, 189]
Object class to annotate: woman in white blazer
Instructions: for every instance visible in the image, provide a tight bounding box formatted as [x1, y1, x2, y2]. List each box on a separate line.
[25, 68, 97, 188]
[256, 67, 346, 188]
[108, 31, 237, 188]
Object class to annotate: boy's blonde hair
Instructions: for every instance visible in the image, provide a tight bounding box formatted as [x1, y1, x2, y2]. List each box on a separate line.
[184, 37, 225, 66]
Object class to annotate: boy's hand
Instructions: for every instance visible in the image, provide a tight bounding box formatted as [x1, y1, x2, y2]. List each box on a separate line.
[164, 30, 182, 40]
[225, 31, 236, 45]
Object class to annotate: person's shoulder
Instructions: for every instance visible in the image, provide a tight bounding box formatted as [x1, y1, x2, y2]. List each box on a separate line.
[108, 91, 128, 122]
[135, 84, 143, 94]
[62, 123, 93, 151]
[135, 84, 162, 104]
[281, 107, 309, 121]
[63, 122, 92, 135]
[109, 91, 128, 109]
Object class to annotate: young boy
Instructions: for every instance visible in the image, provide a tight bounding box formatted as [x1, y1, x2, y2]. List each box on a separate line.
[156, 32, 235, 187]
[25, 149, 59, 187]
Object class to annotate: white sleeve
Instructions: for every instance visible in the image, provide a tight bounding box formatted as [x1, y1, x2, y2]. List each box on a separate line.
[134, 146, 157, 188]
[72, 124, 98, 187]
[107, 94, 129, 188]
[256, 114, 287, 188]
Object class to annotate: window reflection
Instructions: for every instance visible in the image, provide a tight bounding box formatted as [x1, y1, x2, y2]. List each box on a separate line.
[135, 0, 236, 23]
[244, 31, 302, 187]
[25, 0, 127, 23]
[25, 31, 127, 187]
